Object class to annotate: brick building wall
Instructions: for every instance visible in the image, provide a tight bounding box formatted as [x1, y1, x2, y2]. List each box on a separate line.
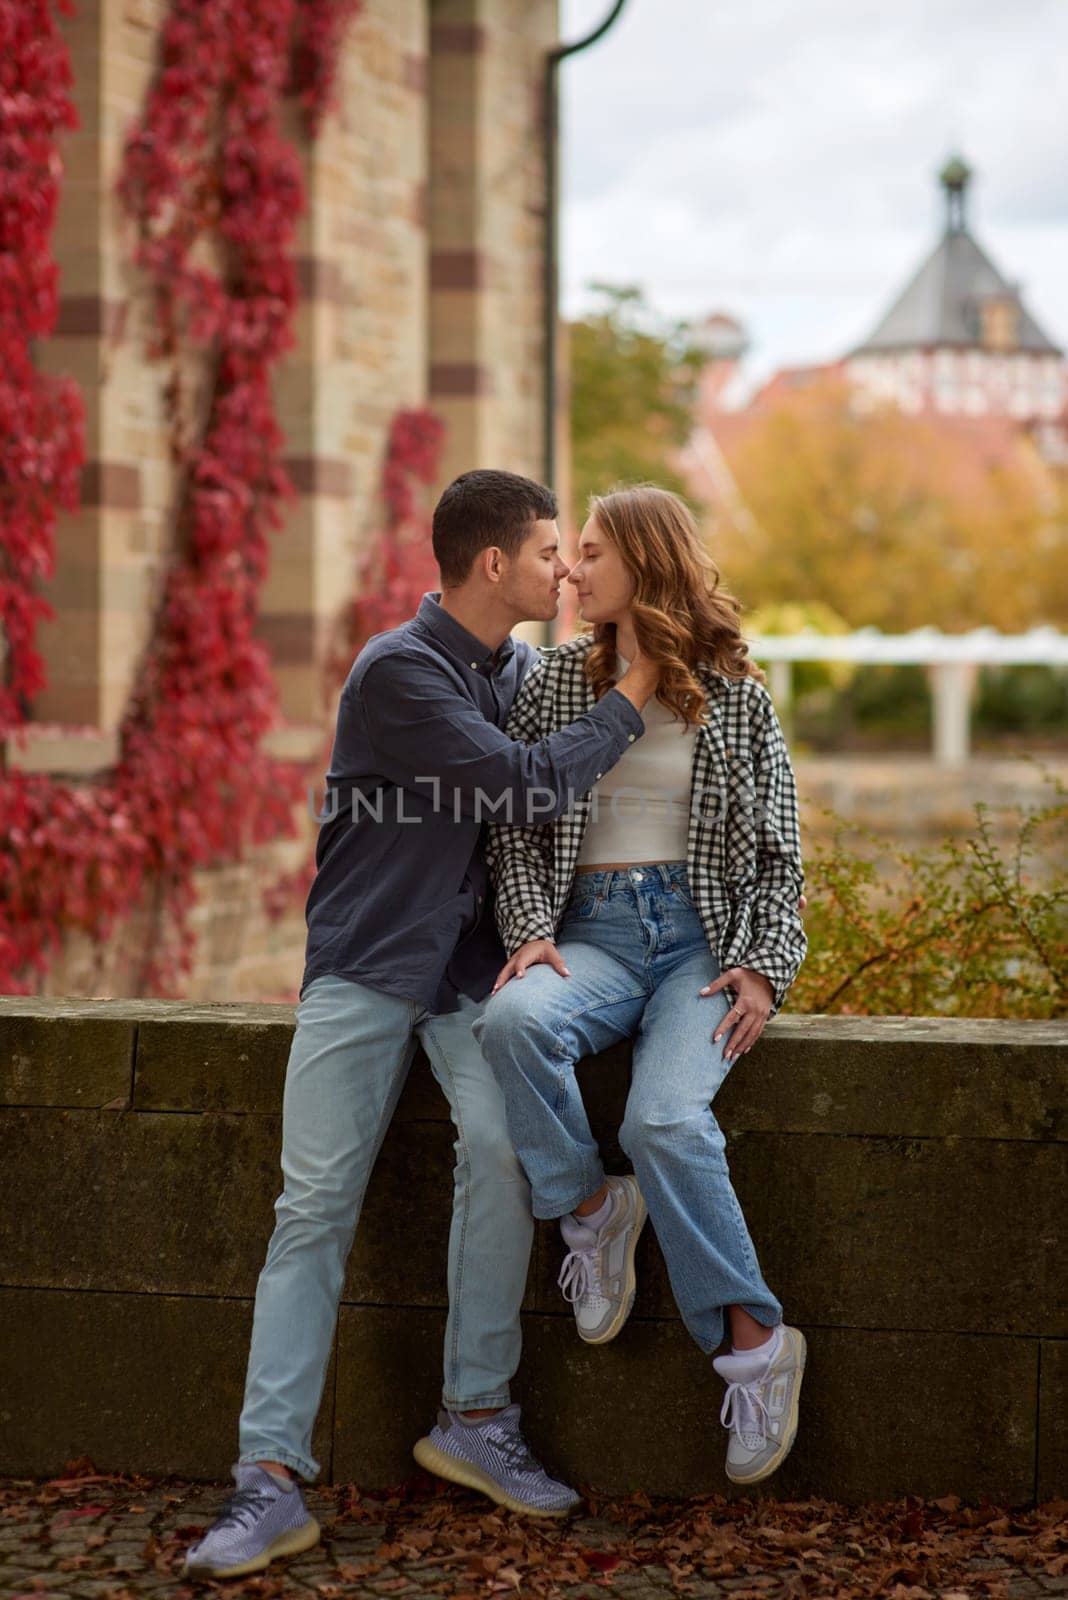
[32, 0, 187, 746]
[18, 0, 558, 1001]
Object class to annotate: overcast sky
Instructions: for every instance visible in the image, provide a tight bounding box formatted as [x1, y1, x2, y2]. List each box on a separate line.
[559, 0, 1068, 384]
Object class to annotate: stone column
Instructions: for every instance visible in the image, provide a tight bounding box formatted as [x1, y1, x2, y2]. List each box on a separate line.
[428, 0, 557, 488]
[931, 661, 976, 768]
[32, 1, 430, 754]
[27, 0, 174, 768]
[768, 659, 794, 744]
[259, 0, 430, 726]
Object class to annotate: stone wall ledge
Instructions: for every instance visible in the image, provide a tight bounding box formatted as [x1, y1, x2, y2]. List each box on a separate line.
[2, 999, 1064, 1139]
[1, 999, 1064, 1502]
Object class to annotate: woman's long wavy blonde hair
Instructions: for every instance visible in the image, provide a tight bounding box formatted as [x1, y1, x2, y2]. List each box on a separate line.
[584, 485, 763, 724]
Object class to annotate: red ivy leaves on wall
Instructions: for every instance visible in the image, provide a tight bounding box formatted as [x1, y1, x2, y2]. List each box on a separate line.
[288, 0, 363, 134]
[339, 408, 445, 662]
[0, 0, 365, 994]
[0, 0, 85, 737]
[108, 0, 312, 989]
[0, 0, 88, 989]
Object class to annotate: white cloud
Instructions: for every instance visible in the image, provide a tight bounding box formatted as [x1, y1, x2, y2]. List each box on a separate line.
[560, 0, 1068, 379]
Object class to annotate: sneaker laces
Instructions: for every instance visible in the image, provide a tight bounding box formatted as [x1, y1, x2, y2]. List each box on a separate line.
[484, 1421, 550, 1478]
[558, 1243, 603, 1305]
[213, 1481, 283, 1534]
[719, 1379, 770, 1450]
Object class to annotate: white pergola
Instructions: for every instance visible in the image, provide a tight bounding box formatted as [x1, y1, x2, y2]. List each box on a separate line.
[746, 627, 1068, 768]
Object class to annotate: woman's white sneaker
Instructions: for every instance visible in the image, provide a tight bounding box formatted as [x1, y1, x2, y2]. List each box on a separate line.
[712, 1324, 806, 1484]
[557, 1174, 647, 1344]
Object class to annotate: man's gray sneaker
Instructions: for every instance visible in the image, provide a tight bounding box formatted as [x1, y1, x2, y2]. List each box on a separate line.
[558, 1174, 647, 1344]
[712, 1324, 807, 1484]
[413, 1404, 581, 1516]
[182, 1463, 320, 1579]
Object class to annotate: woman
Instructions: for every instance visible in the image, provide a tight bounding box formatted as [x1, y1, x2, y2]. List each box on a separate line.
[473, 485, 808, 1486]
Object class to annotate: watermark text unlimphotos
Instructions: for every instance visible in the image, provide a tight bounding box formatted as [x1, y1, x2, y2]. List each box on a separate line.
[310, 779, 767, 827]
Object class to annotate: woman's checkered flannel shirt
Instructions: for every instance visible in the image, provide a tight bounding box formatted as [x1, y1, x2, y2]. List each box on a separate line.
[485, 635, 807, 1017]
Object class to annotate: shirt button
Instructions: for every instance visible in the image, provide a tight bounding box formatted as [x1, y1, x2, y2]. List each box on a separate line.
[627, 733, 636, 742]
[470, 661, 478, 669]
[595, 772, 603, 780]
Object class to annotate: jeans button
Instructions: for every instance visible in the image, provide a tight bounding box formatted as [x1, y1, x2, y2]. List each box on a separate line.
[631, 870, 643, 882]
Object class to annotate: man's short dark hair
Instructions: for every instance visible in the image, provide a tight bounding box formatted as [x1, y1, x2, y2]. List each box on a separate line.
[432, 469, 558, 587]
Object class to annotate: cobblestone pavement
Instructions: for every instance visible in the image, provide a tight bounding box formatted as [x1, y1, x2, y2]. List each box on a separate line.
[1, 1470, 1065, 1600]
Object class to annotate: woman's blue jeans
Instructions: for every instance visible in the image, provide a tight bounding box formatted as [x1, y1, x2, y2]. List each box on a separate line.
[238, 975, 534, 1481]
[474, 864, 782, 1353]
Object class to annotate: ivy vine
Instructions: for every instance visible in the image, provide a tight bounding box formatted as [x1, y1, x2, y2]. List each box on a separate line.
[0, 0, 440, 994]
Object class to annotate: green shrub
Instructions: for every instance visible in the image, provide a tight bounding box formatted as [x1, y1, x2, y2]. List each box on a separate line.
[794, 767, 1066, 1018]
[975, 665, 1068, 733]
[849, 663, 931, 733]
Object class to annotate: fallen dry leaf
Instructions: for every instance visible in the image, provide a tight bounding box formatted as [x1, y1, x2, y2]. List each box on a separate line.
[581, 1549, 619, 1573]
[1, 1464, 1065, 1599]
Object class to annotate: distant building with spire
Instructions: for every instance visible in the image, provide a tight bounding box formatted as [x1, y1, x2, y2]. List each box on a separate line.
[846, 156, 1066, 424]
[690, 311, 751, 412]
[680, 156, 1068, 546]
[685, 157, 1068, 491]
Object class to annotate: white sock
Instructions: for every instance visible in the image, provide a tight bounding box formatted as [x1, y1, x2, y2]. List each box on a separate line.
[572, 1190, 612, 1232]
[731, 1324, 782, 1366]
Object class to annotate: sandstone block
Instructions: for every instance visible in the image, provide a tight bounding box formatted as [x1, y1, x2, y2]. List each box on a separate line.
[1038, 1338, 1067, 1503]
[0, 1287, 334, 1481]
[0, 1001, 134, 1108]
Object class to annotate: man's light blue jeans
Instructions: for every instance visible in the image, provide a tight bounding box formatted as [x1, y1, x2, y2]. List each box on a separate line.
[238, 975, 533, 1482]
[474, 864, 782, 1354]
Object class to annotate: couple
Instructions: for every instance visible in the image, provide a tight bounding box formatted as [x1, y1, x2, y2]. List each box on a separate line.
[184, 470, 808, 1579]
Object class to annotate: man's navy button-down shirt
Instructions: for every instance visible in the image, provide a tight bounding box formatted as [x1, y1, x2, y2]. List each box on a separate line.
[302, 594, 645, 1013]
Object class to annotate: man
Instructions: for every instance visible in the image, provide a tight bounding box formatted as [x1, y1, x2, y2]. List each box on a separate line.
[183, 470, 657, 1579]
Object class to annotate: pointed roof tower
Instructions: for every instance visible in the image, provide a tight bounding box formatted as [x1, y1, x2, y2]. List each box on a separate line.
[853, 156, 1061, 356]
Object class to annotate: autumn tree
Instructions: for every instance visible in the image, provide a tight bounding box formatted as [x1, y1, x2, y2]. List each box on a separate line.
[715, 375, 1068, 632]
[568, 284, 703, 524]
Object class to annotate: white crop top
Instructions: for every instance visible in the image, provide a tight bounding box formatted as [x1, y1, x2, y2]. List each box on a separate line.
[576, 661, 699, 868]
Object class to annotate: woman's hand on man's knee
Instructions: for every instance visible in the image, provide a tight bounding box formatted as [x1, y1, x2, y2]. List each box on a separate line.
[492, 940, 571, 994]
